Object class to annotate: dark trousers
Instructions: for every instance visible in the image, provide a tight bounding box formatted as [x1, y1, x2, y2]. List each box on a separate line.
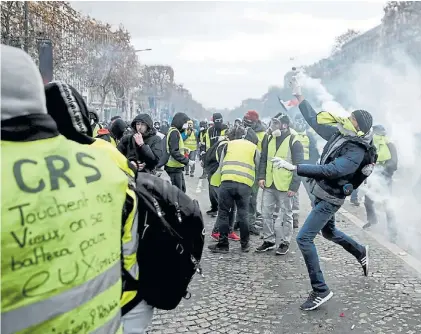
[208, 177, 219, 211]
[168, 171, 186, 193]
[248, 183, 258, 226]
[217, 181, 251, 247]
[212, 191, 235, 233]
[296, 199, 365, 293]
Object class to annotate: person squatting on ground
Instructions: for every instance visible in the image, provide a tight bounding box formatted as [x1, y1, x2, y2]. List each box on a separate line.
[271, 77, 375, 311]
[164, 112, 194, 192]
[255, 113, 304, 255]
[183, 120, 199, 177]
[290, 113, 320, 228]
[117, 113, 163, 174]
[362, 124, 398, 242]
[1, 45, 129, 333]
[208, 126, 260, 253]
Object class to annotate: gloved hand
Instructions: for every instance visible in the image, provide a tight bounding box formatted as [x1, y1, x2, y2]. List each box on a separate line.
[188, 160, 195, 167]
[289, 75, 302, 96]
[271, 157, 296, 171]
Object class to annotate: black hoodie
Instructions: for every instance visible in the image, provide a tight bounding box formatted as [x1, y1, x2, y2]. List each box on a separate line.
[165, 112, 190, 172]
[117, 113, 163, 173]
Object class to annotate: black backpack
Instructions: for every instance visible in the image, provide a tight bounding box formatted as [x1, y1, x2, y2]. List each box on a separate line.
[123, 173, 205, 312]
[203, 140, 224, 176]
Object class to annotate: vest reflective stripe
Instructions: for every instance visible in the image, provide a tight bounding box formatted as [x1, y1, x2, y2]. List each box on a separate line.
[1, 136, 127, 334]
[373, 134, 391, 164]
[265, 135, 297, 191]
[295, 132, 310, 160]
[184, 131, 197, 151]
[2, 263, 121, 333]
[221, 139, 256, 187]
[256, 131, 265, 151]
[91, 139, 139, 308]
[166, 127, 185, 168]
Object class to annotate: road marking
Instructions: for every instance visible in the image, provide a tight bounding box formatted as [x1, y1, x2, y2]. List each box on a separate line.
[339, 208, 421, 276]
[196, 179, 204, 193]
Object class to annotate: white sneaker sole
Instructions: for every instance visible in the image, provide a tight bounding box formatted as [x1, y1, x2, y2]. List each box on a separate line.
[301, 291, 334, 311]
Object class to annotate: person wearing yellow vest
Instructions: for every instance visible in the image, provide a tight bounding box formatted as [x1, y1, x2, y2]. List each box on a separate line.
[362, 125, 398, 242]
[1, 45, 126, 334]
[208, 126, 260, 253]
[243, 110, 268, 236]
[165, 112, 193, 192]
[255, 113, 304, 255]
[44, 81, 154, 333]
[183, 120, 199, 177]
[290, 114, 320, 228]
[95, 118, 127, 147]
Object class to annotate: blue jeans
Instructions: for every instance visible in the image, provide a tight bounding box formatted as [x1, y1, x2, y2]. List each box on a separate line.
[296, 199, 365, 293]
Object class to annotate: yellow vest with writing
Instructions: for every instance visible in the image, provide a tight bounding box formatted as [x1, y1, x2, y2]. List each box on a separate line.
[373, 134, 391, 164]
[184, 130, 197, 151]
[265, 135, 297, 191]
[209, 140, 228, 187]
[1, 135, 127, 334]
[221, 139, 256, 187]
[166, 127, 185, 168]
[256, 131, 265, 152]
[91, 139, 139, 312]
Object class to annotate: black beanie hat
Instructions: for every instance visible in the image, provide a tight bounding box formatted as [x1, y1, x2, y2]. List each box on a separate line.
[45, 81, 94, 144]
[352, 109, 373, 134]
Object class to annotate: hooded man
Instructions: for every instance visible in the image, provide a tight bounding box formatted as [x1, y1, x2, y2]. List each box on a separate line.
[96, 117, 127, 147]
[272, 76, 375, 311]
[165, 112, 194, 192]
[1, 45, 127, 333]
[118, 113, 163, 174]
[205, 113, 227, 151]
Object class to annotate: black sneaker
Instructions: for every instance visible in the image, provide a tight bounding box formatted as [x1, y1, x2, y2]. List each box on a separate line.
[359, 245, 369, 277]
[208, 243, 229, 254]
[206, 209, 217, 216]
[255, 241, 276, 253]
[250, 227, 260, 236]
[362, 222, 376, 229]
[276, 243, 290, 255]
[300, 290, 333, 311]
[241, 243, 251, 253]
[190, 174, 194, 178]
[293, 218, 299, 229]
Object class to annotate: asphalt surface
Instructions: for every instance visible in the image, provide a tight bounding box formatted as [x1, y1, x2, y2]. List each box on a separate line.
[148, 170, 421, 334]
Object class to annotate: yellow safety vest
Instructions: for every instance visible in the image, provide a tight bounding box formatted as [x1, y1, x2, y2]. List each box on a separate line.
[184, 130, 197, 151]
[295, 131, 310, 160]
[93, 123, 101, 137]
[200, 131, 206, 143]
[373, 134, 391, 164]
[166, 127, 185, 168]
[1, 135, 127, 334]
[209, 140, 229, 187]
[205, 128, 226, 151]
[256, 131, 265, 152]
[265, 135, 298, 191]
[221, 139, 257, 187]
[91, 139, 139, 312]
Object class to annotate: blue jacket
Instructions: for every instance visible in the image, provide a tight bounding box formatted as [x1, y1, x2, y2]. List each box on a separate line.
[296, 100, 374, 204]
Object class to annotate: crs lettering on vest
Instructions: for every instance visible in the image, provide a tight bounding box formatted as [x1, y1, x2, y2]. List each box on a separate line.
[1, 142, 127, 319]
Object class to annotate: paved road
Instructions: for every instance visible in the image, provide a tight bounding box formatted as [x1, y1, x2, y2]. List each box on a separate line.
[148, 172, 421, 334]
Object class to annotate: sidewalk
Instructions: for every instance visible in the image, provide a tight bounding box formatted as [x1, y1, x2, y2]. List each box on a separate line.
[148, 178, 421, 334]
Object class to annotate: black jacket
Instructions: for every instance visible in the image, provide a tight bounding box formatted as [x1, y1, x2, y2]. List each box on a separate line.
[165, 112, 190, 173]
[258, 129, 304, 192]
[206, 124, 228, 150]
[117, 114, 162, 173]
[296, 100, 376, 205]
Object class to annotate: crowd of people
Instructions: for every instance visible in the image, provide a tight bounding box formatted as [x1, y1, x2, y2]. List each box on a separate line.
[2, 44, 420, 333]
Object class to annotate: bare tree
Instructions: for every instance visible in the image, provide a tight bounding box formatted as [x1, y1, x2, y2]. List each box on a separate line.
[331, 29, 361, 55]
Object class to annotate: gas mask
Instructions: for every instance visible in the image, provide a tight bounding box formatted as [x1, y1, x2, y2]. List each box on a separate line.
[269, 119, 282, 137]
[294, 118, 307, 133]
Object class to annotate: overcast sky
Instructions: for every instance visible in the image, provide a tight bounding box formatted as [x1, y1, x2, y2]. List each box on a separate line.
[70, 1, 384, 109]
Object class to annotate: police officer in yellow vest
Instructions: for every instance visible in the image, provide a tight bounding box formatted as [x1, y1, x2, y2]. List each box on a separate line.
[255, 113, 304, 255]
[183, 120, 199, 177]
[362, 125, 398, 242]
[1, 45, 126, 334]
[290, 114, 320, 228]
[165, 112, 194, 192]
[208, 126, 260, 253]
[44, 81, 154, 333]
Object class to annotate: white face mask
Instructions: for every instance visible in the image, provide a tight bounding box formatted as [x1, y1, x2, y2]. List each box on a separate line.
[272, 129, 282, 137]
[182, 123, 188, 129]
